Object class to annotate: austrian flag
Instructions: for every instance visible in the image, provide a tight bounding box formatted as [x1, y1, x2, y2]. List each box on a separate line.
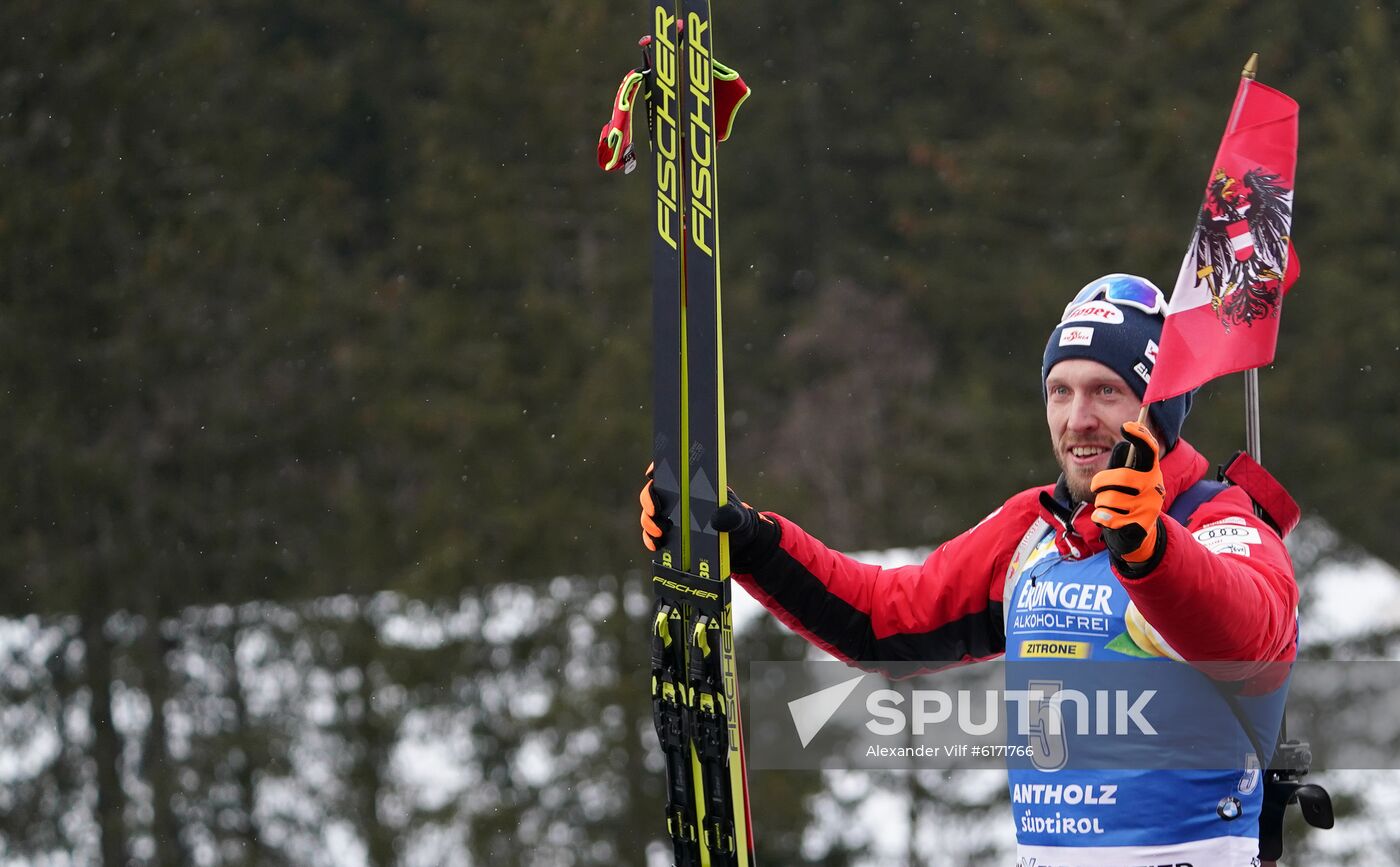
[1143, 77, 1300, 404]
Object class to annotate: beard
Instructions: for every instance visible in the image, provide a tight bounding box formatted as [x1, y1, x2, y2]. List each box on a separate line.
[1058, 458, 1097, 505]
[1054, 430, 1154, 505]
[1052, 439, 1116, 505]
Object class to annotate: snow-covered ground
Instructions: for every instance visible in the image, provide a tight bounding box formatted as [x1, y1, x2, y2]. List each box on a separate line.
[3, 527, 1396, 866]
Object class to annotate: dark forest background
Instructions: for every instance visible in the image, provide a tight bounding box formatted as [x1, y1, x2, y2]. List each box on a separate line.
[2, 0, 1398, 864]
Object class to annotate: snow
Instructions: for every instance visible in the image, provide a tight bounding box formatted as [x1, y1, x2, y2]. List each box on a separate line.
[1302, 557, 1400, 644]
[0, 529, 1395, 866]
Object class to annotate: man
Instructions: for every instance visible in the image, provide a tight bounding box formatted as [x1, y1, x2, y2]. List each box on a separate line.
[641, 274, 1299, 866]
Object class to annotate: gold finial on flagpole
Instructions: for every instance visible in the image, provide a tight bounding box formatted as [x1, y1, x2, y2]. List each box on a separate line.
[1242, 53, 1259, 80]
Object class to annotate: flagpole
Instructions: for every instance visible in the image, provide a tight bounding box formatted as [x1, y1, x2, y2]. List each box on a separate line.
[1239, 53, 1264, 463]
[1234, 59, 1303, 867]
[1131, 52, 1265, 465]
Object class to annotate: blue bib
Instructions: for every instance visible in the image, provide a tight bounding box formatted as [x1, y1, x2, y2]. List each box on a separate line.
[1002, 533, 1287, 849]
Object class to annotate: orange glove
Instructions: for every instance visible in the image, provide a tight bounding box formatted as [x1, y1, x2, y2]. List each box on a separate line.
[639, 462, 672, 552]
[1090, 421, 1166, 567]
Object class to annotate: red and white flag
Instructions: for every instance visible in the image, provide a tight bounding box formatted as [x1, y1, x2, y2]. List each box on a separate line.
[1143, 77, 1300, 404]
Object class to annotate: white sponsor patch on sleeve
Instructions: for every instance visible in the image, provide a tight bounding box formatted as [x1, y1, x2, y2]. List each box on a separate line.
[1059, 326, 1094, 347]
[1193, 523, 1262, 557]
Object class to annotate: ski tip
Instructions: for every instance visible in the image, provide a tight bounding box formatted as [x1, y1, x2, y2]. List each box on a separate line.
[638, 34, 652, 48]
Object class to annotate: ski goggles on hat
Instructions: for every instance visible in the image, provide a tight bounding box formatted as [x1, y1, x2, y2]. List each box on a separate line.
[1061, 274, 1167, 322]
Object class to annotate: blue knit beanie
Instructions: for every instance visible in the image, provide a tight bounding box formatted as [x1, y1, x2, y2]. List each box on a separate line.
[1041, 275, 1193, 451]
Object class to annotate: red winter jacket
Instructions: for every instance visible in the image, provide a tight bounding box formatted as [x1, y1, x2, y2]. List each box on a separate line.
[731, 438, 1298, 674]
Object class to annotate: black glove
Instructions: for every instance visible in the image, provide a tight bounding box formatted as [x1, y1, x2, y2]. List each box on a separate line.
[711, 489, 780, 572]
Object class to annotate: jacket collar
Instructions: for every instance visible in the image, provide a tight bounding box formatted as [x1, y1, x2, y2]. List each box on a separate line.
[1037, 438, 1210, 560]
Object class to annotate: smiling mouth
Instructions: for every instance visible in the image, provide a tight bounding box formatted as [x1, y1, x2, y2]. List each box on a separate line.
[1066, 445, 1111, 463]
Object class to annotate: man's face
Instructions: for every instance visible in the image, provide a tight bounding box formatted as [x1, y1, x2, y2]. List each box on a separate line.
[1045, 359, 1144, 503]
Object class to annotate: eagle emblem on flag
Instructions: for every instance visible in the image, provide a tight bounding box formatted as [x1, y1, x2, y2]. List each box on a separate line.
[1193, 167, 1294, 330]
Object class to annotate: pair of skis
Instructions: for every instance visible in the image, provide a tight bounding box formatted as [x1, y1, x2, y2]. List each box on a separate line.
[603, 0, 755, 863]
